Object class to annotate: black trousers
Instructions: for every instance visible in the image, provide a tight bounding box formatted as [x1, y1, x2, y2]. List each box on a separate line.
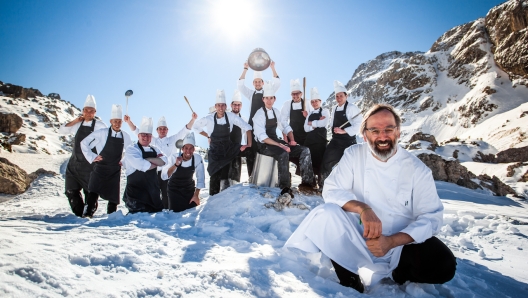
[158, 171, 168, 209]
[65, 189, 98, 217]
[332, 236, 456, 285]
[209, 163, 230, 196]
[258, 143, 315, 189]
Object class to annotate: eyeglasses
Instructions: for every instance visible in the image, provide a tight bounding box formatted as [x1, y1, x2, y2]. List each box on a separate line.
[365, 126, 398, 137]
[291, 92, 302, 96]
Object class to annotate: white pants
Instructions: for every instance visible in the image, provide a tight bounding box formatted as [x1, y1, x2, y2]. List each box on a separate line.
[284, 203, 403, 286]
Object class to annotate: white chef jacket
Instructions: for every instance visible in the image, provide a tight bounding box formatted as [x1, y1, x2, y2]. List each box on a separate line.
[284, 143, 443, 286]
[280, 99, 313, 123]
[160, 153, 205, 189]
[329, 102, 362, 137]
[80, 127, 133, 164]
[122, 143, 168, 176]
[252, 107, 292, 143]
[132, 125, 191, 158]
[192, 112, 252, 137]
[303, 108, 330, 132]
[59, 119, 107, 135]
[237, 77, 281, 100]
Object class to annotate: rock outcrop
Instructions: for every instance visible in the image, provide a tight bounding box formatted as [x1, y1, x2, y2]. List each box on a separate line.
[0, 113, 23, 133]
[408, 132, 439, 150]
[0, 157, 32, 194]
[0, 81, 43, 99]
[417, 153, 481, 189]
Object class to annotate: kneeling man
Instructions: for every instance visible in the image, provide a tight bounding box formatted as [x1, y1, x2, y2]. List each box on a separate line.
[161, 133, 204, 212]
[123, 117, 167, 213]
[285, 104, 456, 293]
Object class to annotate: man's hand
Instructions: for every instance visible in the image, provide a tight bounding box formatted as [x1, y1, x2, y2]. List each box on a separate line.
[93, 155, 103, 162]
[319, 116, 326, 120]
[148, 163, 158, 170]
[192, 112, 198, 120]
[361, 208, 382, 239]
[240, 145, 250, 152]
[366, 235, 393, 257]
[333, 127, 346, 134]
[189, 194, 200, 206]
[244, 61, 249, 69]
[302, 111, 308, 118]
[124, 115, 131, 123]
[75, 116, 84, 123]
[288, 140, 297, 146]
[270, 60, 275, 69]
[119, 161, 123, 166]
[175, 156, 183, 167]
[278, 143, 290, 152]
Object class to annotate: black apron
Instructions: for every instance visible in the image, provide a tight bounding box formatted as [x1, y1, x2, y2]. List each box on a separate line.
[331, 101, 356, 143]
[249, 91, 264, 126]
[229, 114, 243, 182]
[65, 120, 97, 191]
[167, 155, 197, 212]
[207, 113, 242, 176]
[304, 108, 328, 174]
[88, 128, 124, 204]
[123, 143, 163, 213]
[290, 99, 307, 145]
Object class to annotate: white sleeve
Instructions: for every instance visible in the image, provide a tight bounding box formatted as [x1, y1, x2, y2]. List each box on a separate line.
[160, 155, 176, 180]
[80, 130, 102, 164]
[280, 101, 290, 124]
[278, 108, 292, 135]
[344, 104, 362, 136]
[154, 147, 168, 165]
[237, 79, 254, 100]
[126, 145, 152, 172]
[231, 113, 252, 131]
[195, 154, 205, 189]
[303, 112, 313, 133]
[252, 110, 268, 143]
[312, 108, 330, 128]
[58, 122, 80, 135]
[95, 120, 108, 130]
[121, 132, 133, 164]
[322, 146, 360, 207]
[271, 76, 281, 92]
[170, 125, 191, 144]
[192, 116, 210, 135]
[400, 165, 444, 243]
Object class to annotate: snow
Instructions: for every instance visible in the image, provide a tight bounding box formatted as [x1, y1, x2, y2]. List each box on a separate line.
[1, 153, 528, 297]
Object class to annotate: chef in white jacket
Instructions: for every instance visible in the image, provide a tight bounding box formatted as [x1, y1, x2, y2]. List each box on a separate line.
[161, 132, 205, 212]
[80, 104, 132, 216]
[124, 113, 197, 209]
[59, 95, 107, 217]
[122, 117, 168, 213]
[285, 104, 456, 293]
[319, 80, 362, 188]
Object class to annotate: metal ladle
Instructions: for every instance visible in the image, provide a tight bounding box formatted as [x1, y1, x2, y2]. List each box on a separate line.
[176, 139, 184, 156]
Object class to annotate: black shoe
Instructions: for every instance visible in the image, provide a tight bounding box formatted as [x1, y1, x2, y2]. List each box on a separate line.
[82, 200, 98, 218]
[280, 187, 294, 198]
[339, 273, 365, 293]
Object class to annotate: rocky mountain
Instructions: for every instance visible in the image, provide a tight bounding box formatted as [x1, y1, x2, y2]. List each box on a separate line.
[323, 0, 528, 198]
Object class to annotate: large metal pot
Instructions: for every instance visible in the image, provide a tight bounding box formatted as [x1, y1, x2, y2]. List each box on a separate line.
[247, 48, 271, 71]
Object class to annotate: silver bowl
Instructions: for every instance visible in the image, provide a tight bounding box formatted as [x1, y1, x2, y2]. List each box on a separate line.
[248, 48, 271, 71]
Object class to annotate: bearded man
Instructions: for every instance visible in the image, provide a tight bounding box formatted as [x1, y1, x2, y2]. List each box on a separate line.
[285, 104, 456, 293]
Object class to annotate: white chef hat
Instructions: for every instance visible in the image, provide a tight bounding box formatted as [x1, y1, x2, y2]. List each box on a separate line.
[110, 104, 122, 119]
[232, 89, 242, 104]
[263, 81, 275, 97]
[182, 132, 195, 147]
[216, 89, 226, 104]
[290, 79, 301, 93]
[84, 94, 96, 109]
[253, 71, 263, 81]
[157, 116, 168, 128]
[334, 80, 347, 95]
[310, 87, 321, 100]
[138, 117, 153, 134]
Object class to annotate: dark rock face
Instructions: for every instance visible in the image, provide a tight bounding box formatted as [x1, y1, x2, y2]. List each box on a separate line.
[485, 0, 528, 80]
[478, 174, 517, 196]
[48, 93, 61, 99]
[416, 153, 480, 189]
[0, 157, 31, 194]
[0, 113, 23, 133]
[408, 132, 438, 150]
[0, 82, 43, 99]
[496, 146, 528, 163]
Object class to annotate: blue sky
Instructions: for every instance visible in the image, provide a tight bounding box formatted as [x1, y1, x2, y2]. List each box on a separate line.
[0, 0, 504, 148]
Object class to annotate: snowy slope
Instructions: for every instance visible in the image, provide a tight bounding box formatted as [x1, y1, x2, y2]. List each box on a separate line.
[0, 158, 527, 297]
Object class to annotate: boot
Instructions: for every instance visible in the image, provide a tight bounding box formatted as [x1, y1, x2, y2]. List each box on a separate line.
[331, 260, 364, 293]
[220, 179, 231, 191]
[82, 194, 98, 218]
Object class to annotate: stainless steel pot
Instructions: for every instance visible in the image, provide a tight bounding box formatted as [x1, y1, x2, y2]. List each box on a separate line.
[247, 48, 271, 71]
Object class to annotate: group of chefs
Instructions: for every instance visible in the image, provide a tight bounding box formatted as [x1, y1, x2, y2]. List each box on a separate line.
[60, 61, 362, 217]
[59, 61, 456, 292]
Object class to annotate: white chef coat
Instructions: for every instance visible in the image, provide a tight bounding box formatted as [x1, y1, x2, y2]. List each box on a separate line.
[284, 143, 443, 286]
[132, 125, 191, 158]
[160, 153, 205, 189]
[280, 99, 313, 123]
[59, 119, 107, 135]
[80, 127, 133, 164]
[329, 102, 362, 137]
[237, 77, 281, 100]
[192, 112, 252, 137]
[252, 107, 292, 143]
[303, 108, 330, 132]
[122, 143, 168, 176]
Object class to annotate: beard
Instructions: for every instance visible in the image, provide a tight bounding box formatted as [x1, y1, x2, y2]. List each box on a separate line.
[366, 137, 398, 162]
